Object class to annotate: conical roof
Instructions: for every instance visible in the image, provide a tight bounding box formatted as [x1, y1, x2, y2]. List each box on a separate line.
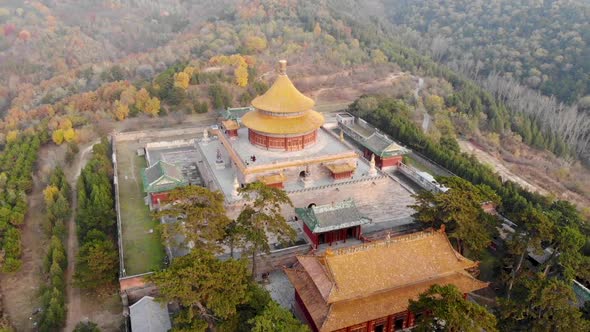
[251, 60, 315, 114]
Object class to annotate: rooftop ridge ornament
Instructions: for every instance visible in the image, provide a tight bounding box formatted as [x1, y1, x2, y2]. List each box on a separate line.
[278, 59, 287, 75]
[329, 229, 436, 256]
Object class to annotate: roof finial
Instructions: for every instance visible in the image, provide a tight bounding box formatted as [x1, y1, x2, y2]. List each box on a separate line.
[278, 59, 287, 75]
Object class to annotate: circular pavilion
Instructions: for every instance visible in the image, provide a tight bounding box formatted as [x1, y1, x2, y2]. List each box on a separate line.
[241, 60, 324, 151]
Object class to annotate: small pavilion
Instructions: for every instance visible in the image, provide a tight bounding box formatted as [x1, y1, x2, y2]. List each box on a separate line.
[295, 199, 370, 249]
[141, 160, 187, 206]
[285, 228, 488, 332]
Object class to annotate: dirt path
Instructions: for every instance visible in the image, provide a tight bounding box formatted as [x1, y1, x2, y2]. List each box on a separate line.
[0, 145, 60, 331]
[458, 139, 548, 195]
[63, 142, 98, 332]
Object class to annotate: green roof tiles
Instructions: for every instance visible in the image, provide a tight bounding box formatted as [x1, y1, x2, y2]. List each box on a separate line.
[295, 198, 370, 234]
[141, 160, 188, 193]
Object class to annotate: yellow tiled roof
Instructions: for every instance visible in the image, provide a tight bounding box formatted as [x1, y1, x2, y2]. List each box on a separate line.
[321, 272, 487, 332]
[285, 229, 488, 332]
[324, 230, 478, 302]
[325, 162, 356, 174]
[221, 119, 240, 130]
[258, 173, 285, 185]
[241, 109, 324, 135]
[251, 74, 315, 113]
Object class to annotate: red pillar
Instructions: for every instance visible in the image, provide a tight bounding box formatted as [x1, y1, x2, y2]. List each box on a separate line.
[386, 315, 393, 332]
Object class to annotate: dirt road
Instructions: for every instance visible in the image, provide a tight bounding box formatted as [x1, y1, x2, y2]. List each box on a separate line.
[63, 142, 96, 332]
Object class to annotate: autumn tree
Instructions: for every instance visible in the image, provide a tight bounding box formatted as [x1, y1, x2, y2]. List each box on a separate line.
[155, 186, 230, 252]
[234, 65, 249, 87]
[244, 36, 267, 53]
[144, 97, 161, 117]
[174, 72, 190, 90]
[237, 182, 295, 278]
[63, 128, 76, 143]
[134, 88, 150, 110]
[148, 249, 251, 331]
[409, 284, 498, 332]
[113, 100, 129, 121]
[313, 22, 322, 37]
[52, 129, 64, 145]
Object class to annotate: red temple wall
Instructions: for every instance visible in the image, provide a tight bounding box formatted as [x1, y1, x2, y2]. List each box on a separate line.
[363, 149, 403, 169]
[330, 310, 416, 332]
[303, 223, 319, 248]
[378, 155, 402, 168]
[267, 182, 284, 189]
[332, 170, 354, 180]
[295, 291, 320, 332]
[248, 129, 317, 151]
[150, 192, 169, 205]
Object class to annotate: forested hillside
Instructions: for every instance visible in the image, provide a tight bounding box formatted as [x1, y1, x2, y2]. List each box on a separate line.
[384, 0, 590, 105]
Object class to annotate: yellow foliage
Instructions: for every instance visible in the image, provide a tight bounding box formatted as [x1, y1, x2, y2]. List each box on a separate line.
[313, 22, 322, 37]
[371, 49, 388, 64]
[144, 97, 161, 117]
[234, 65, 249, 87]
[6, 130, 18, 143]
[425, 95, 445, 113]
[63, 128, 76, 143]
[58, 118, 73, 130]
[52, 129, 64, 145]
[244, 36, 267, 52]
[135, 88, 150, 110]
[113, 101, 129, 121]
[120, 85, 137, 106]
[174, 72, 190, 90]
[183, 66, 196, 78]
[43, 185, 59, 205]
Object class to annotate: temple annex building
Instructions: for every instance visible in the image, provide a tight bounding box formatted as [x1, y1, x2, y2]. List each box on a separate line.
[285, 228, 488, 332]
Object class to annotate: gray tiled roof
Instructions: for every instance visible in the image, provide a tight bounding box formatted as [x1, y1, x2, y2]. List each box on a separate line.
[129, 296, 171, 332]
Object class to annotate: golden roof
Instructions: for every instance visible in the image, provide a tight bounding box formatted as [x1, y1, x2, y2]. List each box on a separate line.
[241, 109, 324, 135]
[285, 229, 488, 332]
[258, 173, 285, 185]
[221, 119, 240, 130]
[251, 63, 315, 114]
[286, 269, 488, 332]
[325, 162, 356, 174]
[323, 229, 479, 302]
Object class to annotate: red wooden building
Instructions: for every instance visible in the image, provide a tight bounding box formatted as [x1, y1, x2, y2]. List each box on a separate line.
[141, 160, 187, 207]
[221, 119, 240, 139]
[296, 199, 370, 249]
[325, 163, 356, 180]
[360, 132, 406, 169]
[285, 228, 488, 332]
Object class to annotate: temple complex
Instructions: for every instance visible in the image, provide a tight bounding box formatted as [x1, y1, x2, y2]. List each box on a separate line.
[285, 229, 488, 332]
[198, 60, 374, 193]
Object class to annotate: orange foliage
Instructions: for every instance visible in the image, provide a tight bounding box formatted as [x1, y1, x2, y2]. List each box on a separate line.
[18, 30, 31, 42]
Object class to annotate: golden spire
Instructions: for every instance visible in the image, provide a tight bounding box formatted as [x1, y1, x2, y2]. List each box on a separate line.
[250, 60, 316, 114]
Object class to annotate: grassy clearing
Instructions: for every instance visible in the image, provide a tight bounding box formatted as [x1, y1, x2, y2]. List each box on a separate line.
[116, 141, 166, 276]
